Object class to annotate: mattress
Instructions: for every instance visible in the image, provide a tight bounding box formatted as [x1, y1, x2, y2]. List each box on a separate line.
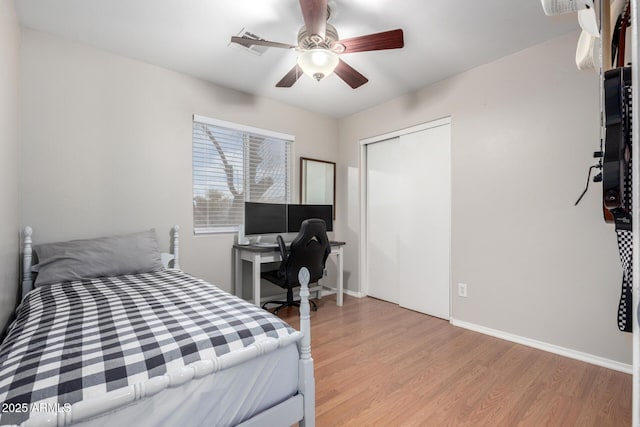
[0, 270, 301, 426]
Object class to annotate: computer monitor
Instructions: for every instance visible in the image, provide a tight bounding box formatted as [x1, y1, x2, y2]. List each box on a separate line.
[287, 204, 333, 232]
[244, 202, 287, 235]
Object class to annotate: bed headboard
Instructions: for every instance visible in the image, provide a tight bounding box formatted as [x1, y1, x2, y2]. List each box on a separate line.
[21, 225, 181, 300]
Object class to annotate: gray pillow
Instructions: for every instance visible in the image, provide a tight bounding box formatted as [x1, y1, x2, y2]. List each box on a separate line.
[33, 229, 164, 287]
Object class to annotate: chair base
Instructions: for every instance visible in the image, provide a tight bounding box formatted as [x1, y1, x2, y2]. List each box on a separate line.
[262, 299, 318, 315]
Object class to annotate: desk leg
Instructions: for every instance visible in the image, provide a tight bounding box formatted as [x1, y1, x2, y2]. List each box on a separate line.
[337, 247, 343, 307]
[252, 253, 261, 306]
[234, 248, 242, 298]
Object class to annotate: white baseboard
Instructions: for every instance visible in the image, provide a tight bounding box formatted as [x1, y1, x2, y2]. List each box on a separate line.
[450, 318, 632, 374]
[344, 289, 364, 298]
[319, 288, 365, 299]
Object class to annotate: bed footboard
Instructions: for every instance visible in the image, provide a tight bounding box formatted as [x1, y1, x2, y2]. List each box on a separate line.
[239, 267, 315, 427]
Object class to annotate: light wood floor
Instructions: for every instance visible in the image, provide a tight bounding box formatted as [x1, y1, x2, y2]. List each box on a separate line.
[278, 295, 632, 427]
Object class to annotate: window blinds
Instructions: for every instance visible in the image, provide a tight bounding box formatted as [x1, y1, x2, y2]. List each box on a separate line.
[192, 116, 293, 234]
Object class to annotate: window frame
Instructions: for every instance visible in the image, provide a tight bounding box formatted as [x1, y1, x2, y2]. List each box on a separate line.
[192, 115, 295, 235]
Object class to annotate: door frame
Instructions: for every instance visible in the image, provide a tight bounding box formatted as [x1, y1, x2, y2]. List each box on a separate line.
[359, 116, 452, 313]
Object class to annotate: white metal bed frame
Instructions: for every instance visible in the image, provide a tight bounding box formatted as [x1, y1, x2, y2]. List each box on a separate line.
[17, 226, 315, 427]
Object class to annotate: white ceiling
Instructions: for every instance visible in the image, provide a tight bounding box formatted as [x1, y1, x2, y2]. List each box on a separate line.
[16, 0, 579, 118]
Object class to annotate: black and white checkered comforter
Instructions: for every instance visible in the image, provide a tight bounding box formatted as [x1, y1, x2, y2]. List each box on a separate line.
[0, 270, 296, 425]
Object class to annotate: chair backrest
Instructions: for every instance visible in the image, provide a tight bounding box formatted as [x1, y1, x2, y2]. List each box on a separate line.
[281, 218, 331, 286]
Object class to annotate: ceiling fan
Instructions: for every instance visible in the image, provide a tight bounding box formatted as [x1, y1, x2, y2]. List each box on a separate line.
[230, 0, 404, 89]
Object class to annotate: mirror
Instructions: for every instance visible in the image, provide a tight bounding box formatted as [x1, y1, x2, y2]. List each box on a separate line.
[300, 157, 336, 218]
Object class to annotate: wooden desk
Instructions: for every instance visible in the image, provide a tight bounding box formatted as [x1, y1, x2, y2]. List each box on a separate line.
[233, 241, 345, 307]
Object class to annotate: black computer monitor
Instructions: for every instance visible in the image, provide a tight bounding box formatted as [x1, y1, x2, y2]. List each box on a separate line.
[244, 202, 287, 235]
[287, 204, 333, 232]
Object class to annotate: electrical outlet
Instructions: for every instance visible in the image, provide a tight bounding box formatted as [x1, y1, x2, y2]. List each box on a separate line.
[458, 283, 468, 298]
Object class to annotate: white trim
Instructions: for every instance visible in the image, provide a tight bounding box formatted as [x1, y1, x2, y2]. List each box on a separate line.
[194, 226, 239, 235]
[359, 143, 367, 297]
[192, 114, 295, 142]
[320, 288, 364, 299]
[290, 140, 296, 204]
[359, 116, 451, 146]
[450, 318, 632, 374]
[344, 289, 364, 298]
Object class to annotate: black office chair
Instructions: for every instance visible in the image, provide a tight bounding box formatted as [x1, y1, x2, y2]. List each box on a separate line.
[261, 219, 331, 314]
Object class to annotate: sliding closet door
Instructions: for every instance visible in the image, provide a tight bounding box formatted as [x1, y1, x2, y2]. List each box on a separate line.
[396, 125, 450, 319]
[366, 137, 401, 304]
[365, 122, 451, 319]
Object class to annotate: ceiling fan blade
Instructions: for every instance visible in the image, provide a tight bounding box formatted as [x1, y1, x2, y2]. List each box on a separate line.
[299, 0, 327, 39]
[336, 29, 404, 53]
[334, 59, 368, 89]
[230, 36, 297, 50]
[276, 65, 303, 88]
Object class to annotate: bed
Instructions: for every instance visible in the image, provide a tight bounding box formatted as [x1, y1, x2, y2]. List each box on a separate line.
[0, 226, 315, 427]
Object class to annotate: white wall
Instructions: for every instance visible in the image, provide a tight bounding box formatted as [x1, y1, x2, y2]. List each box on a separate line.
[19, 28, 339, 293]
[337, 31, 632, 364]
[0, 0, 21, 329]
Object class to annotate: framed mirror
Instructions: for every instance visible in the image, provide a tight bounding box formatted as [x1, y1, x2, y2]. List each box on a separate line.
[300, 157, 336, 219]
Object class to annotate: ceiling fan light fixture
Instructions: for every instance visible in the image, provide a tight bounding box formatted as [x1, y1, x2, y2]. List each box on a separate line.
[297, 48, 339, 81]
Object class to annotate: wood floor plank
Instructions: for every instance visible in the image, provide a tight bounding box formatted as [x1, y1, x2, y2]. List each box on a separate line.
[278, 296, 632, 426]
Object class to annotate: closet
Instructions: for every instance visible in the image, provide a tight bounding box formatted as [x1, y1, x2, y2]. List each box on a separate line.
[362, 118, 451, 319]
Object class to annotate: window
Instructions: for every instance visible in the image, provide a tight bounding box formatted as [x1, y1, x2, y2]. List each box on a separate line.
[192, 115, 294, 234]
